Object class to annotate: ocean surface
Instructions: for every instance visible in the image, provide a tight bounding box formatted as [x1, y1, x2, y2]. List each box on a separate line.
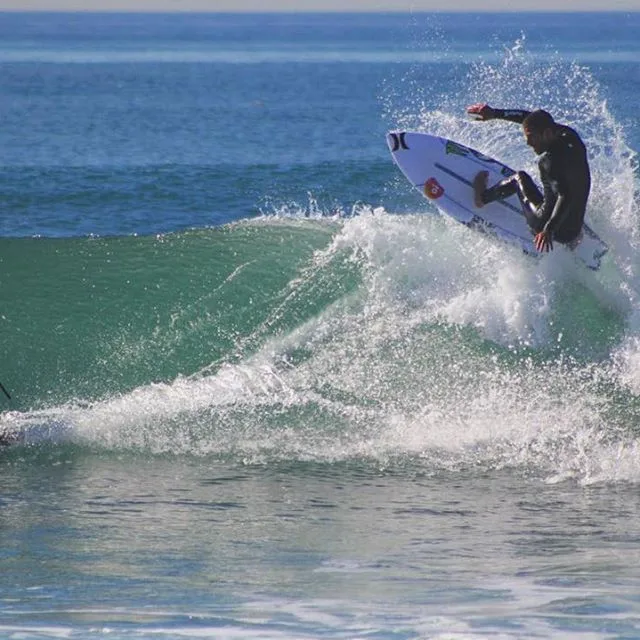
[1, 11, 640, 639]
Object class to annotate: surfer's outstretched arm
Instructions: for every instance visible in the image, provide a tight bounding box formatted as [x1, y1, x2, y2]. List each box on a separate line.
[466, 103, 531, 124]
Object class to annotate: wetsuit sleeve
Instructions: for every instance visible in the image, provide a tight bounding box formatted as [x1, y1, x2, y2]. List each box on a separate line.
[543, 181, 581, 236]
[491, 109, 531, 124]
[543, 195, 569, 236]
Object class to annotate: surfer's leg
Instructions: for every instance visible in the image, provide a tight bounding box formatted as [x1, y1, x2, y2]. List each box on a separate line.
[473, 170, 521, 208]
[474, 170, 543, 224]
[511, 171, 545, 233]
[473, 171, 490, 207]
[513, 171, 543, 212]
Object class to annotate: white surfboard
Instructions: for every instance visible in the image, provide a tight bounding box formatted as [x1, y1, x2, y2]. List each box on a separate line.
[387, 131, 608, 270]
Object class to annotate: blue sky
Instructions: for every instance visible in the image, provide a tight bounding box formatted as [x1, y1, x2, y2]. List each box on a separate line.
[0, 0, 638, 10]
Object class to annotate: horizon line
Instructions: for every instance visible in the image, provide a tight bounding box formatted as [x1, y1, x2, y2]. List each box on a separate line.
[0, 8, 637, 12]
[0, 7, 638, 12]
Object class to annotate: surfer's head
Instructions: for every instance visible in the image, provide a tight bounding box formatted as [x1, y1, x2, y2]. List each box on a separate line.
[522, 110, 556, 154]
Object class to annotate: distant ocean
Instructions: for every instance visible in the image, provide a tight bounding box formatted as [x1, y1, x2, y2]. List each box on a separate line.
[1, 11, 640, 639]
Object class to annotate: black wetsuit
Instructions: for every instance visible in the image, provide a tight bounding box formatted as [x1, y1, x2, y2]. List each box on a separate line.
[479, 109, 591, 245]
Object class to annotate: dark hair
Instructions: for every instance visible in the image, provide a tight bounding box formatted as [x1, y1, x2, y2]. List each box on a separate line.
[523, 110, 555, 133]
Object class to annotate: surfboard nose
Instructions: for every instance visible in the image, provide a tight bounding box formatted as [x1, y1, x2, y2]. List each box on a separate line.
[387, 131, 409, 153]
[385, 132, 396, 152]
[386, 131, 408, 153]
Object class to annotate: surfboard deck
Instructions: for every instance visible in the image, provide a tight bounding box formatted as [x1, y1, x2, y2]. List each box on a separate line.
[387, 131, 608, 271]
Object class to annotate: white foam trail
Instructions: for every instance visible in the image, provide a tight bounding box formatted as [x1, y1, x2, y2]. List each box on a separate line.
[0, 209, 631, 484]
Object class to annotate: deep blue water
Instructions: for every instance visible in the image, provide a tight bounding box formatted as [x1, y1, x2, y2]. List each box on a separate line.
[0, 12, 638, 237]
[2, 12, 640, 640]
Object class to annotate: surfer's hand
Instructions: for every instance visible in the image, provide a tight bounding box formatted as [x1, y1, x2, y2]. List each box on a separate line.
[535, 230, 553, 253]
[466, 103, 496, 121]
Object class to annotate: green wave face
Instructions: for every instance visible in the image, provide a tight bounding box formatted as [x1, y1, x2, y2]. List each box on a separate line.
[0, 218, 353, 409]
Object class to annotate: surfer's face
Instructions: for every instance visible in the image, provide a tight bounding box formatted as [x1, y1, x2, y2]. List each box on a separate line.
[524, 126, 553, 154]
[523, 126, 544, 154]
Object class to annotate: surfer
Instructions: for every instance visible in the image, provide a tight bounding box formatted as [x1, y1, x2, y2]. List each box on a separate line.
[467, 104, 590, 253]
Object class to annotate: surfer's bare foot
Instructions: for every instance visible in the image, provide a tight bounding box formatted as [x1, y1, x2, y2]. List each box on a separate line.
[473, 170, 489, 208]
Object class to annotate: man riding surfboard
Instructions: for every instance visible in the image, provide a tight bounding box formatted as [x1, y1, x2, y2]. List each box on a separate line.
[468, 104, 591, 254]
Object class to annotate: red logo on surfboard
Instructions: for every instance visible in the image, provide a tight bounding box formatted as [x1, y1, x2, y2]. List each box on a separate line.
[424, 177, 444, 199]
